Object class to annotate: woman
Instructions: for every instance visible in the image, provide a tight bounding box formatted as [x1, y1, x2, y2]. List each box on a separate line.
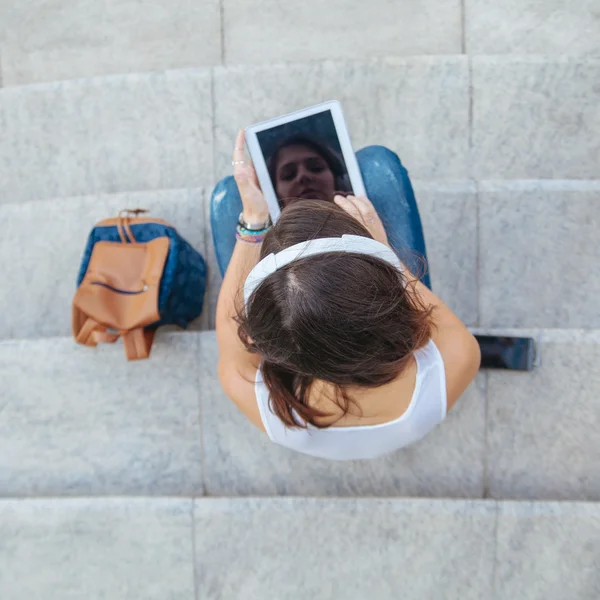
[266, 135, 351, 203]
[211, 130, 480, 460]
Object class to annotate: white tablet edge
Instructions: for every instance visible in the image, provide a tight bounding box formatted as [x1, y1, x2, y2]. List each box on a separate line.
[245, 100, 365, 222]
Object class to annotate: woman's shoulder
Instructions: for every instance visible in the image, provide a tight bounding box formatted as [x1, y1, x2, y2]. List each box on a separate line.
[429, 327, 481, 411]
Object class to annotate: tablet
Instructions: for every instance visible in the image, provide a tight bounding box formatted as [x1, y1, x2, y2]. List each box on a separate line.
[245, 100, 365, 222]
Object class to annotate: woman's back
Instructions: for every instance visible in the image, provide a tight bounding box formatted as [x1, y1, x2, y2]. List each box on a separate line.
[255, 338, 447, 460]
[308, 354, 419, 428]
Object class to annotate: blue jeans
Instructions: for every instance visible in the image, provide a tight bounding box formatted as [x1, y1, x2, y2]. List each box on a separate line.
[210, 145, 431, 289]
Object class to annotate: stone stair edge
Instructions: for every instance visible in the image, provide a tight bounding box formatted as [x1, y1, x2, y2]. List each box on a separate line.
[0, 186, 208, 210]
[477, 180, 600, 192]
[0, 56, 463, 93]
[1, 54, 598, 92]
[1, 495, 598, 512]
[0, 329, 200, 350]
[212, 54, 600, 71]
[2, 179, 600, 210]
[2, 328, 600, 351]
[469, 328, 600, 344]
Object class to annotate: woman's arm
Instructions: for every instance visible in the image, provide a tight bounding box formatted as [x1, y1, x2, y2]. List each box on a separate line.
[215, 240, 266, 430]
[402, 273, 481, 411]
[215, 131, 271, 430]
[216, 239, 262, 375]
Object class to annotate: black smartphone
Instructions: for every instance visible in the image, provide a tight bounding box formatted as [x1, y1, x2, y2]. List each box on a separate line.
[475, 335, 536, 371]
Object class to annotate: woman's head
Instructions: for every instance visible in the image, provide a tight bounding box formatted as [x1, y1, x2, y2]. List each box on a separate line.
[267, 136, 348, 203]
[236, 200, 433, 428]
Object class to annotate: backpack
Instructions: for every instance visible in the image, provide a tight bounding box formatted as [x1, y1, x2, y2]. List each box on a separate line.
[72, 209, 206, 360]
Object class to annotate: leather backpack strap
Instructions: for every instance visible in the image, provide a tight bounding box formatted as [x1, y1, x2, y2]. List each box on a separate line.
[117, 208, 148, 244]
[75, 317, 120, 346]
[121, 327, 156, 361]
[75, 317, 102, 346]
[117, 210, 134, 244]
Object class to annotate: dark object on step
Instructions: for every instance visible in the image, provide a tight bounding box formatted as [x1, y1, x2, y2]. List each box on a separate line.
[475, 335, 536, 371]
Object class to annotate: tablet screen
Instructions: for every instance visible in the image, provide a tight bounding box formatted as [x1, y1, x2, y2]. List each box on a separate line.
[255, 110, 354, 207]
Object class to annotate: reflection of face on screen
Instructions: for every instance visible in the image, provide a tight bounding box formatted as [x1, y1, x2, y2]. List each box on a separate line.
[257, 111, 353, 206]
[272, 142, 336, 201]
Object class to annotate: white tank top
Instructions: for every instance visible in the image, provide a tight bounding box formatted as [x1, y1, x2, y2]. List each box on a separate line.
[254, 339, 448, 460]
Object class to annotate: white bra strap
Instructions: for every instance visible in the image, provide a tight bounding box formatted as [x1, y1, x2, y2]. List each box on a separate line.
[244, 235, 402, 309]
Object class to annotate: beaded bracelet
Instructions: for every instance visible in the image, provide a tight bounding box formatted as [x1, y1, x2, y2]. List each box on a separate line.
[237, 225, 271, 236]
[235, 223, 270, 244]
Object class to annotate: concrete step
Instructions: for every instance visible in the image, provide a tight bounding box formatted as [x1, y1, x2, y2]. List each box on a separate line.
[0, 497, 196, 600]
[477, 180, 600, 328]
[0, 496, 598, 600]
[0, 0, 223, 86]
[1, 0, 597, 86]
[212, 56, 600, 183]
[1, 57, 598, 205]
[1, 329, 599, 500]
[0, 180, 476, 341]
[0, 187, 218, 339]
[0, 70, 214, 205]
[2, 180, 599, 341]
[465, 0, 600, 55]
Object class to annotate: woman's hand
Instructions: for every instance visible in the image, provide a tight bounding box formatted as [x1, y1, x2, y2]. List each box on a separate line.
[233, 129, 270, 225]
[334, 194, 390, 247]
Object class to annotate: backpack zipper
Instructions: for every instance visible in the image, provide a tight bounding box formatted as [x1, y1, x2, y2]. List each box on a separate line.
[91, 281, 149, 295]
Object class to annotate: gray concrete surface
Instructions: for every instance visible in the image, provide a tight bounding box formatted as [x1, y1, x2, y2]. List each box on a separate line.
[0, 497, 195, 600]
[0, 0, 221, 85]
[0, 334, 203, 496]
[0, 71, 214, 204]
[471, 56, 600, 179]
[479, 180, 600, 328]
[1, 330, 599, 500]
[465, 0, 600, 55]
[2, 497, 597, 600]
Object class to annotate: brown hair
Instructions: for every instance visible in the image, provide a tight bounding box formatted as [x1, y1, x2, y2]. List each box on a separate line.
[236, 200, 433, 428]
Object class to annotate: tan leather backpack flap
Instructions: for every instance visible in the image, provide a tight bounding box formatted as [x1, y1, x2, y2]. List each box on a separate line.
[73, 233, 169, 360]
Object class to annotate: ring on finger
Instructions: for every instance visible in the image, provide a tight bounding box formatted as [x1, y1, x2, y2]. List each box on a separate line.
[232, 160, 245, 165]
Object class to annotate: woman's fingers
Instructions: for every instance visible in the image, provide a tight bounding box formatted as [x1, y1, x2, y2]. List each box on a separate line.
[334, 194, 362, 222]
[233, 129, 260, 187]
[232, 130, 252, 180]
[232, 130, 250, 182]
[232, 130, 245, 171]
[336, 195, 373, 227]
[335, 194, 390, 246]
[350, 195, 378, 224]
[232, 129, 269, 219]
[232, 129, 245, 163]
[247, 157, 259, 186]
[355, 195, 390, 246]
[232, 130, 256, 191]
